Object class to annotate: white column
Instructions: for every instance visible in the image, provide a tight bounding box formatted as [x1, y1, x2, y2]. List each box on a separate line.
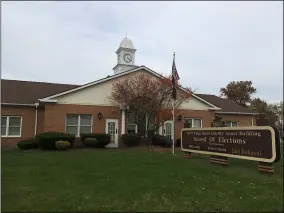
[121, 110, 126, 134]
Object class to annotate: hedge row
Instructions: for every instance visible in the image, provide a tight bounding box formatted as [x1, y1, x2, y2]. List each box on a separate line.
[17, 132, 111, 150]
[121, 133, 180, 147]
[17, 138, 38, 150]
[121, 133, 141, 147]
[80, 133, 111, 148]
[17, 132, 180, 150]
[36, 132, 75, 150]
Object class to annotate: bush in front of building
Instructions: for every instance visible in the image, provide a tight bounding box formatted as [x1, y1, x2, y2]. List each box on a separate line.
[17, 138, 38, 150]
[55, 140, 70, 150]
[80, 133, 111, 148]
[152, 134, 173, 147]
[176, 138, 181, 147]
[84, 138, 99, 148]
[121, 133, 141, 147]
[36, 132, 75, 150]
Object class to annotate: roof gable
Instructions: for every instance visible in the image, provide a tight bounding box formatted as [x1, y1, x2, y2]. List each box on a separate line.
[39, 65, 220, 109]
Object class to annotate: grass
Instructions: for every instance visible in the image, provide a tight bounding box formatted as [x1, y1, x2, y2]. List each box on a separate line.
[2, 148, 283, 212]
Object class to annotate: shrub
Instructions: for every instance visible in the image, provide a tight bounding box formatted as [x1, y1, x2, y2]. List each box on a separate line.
[17, 138, 38, 150]
[84, 138, 99, 148]
[121, 133, 141, 147]
[80, 133, 111, 148]
[176, 138, 181, 147]
[55, 140, 70, 150]
[36, 132, 75, 150]
[152, 134, 173, 147]
[164, 138, 173, 147]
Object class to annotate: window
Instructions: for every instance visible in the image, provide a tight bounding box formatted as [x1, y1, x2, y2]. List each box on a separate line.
[184, 118, 202, 128]
[127, 113, 137, 134]
[66, 114, 92, 136]
[147, 116, 155, 131]
[225, 121, 238, 127]
[1, 116, 22, 137]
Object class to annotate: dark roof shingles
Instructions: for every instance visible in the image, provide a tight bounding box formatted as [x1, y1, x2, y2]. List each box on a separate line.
[195, 93, 256, 114]
[1, 79, 255, 114]
[1, 79, 79, 104]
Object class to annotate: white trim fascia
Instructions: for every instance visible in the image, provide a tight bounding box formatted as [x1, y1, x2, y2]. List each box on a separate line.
[208, 107, 222, 110]
[112, 64, 138, 71]
[38, 99, 58, 103]
[191, 94, 220, 109]
[179, 107, 221, 111]
[116, 47, 137, 54]
[39, 66, 147, 100]
[1, 103, 36, 107]
[37, 65, 220, 110]
[56, 103, 118, 107]
[216, 112, 258, 115]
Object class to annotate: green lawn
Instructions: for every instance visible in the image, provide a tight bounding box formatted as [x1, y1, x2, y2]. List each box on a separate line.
[1, 149, 283, 212]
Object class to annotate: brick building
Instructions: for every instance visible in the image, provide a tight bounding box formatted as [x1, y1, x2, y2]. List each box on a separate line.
[1, 37, 257, 149]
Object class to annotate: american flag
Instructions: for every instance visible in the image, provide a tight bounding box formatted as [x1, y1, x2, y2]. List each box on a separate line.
[172, 57, 180, 82]
[171, 53, 180, 100]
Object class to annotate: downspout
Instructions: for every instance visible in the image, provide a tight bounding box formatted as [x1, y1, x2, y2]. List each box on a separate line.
[34, 103, 39, 135]
[251, 113, 257, 126]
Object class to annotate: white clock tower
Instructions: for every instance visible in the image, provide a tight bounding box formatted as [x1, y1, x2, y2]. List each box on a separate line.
[113, 37, 137, 74]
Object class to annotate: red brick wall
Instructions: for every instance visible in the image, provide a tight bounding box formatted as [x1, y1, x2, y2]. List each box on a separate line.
[1, 106, 36, 149]
[1, 103, 256, 149]
[44, 103, 121, 134]
[43, 104, 122, 147]
[175, 109, 215, 139]
[215, 113, 256, 127]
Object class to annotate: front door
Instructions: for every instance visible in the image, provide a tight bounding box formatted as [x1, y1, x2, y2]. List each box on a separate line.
[105, 119, 119, 148]
[163, 120, 173, 139]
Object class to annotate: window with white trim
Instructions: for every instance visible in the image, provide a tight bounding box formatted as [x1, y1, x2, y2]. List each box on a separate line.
[1, 116, 22, 137]
[225, 121, 238, 127]
[184, 118, 202, 128]
[127, 113, 137, 134]
[65, 114, 92, 136]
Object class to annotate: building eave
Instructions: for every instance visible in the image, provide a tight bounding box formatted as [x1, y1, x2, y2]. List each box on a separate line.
[1, 103, 37, 107]
[216, 111, 259, 115]
[208, 107, 222, 110]
[38, 99, 58, 103]
[116, 47, 137, 54]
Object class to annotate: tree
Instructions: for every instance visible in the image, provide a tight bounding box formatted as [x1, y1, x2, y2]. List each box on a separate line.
[220, 81, 257, 107]
[250, 98, 281, 127]
[109, 73, 192, 138]
[268, 101, 283, 128]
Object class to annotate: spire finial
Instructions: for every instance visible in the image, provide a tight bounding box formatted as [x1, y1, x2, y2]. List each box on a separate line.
[173, 52, 175, 60]
[126, 32, 127, 38]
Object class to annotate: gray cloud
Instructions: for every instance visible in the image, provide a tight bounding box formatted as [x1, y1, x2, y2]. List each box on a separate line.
[2, 1, 283, 102]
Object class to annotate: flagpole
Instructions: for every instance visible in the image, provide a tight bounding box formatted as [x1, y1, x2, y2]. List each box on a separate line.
[172, 52, 175, 155]
[172, 97, 175, 155]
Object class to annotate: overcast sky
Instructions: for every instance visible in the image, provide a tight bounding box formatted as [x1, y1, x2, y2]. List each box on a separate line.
[2, 1, 283, 103]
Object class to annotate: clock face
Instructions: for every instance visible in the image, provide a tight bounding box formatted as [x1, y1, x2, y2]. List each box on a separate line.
[123, 53, 132, 63]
